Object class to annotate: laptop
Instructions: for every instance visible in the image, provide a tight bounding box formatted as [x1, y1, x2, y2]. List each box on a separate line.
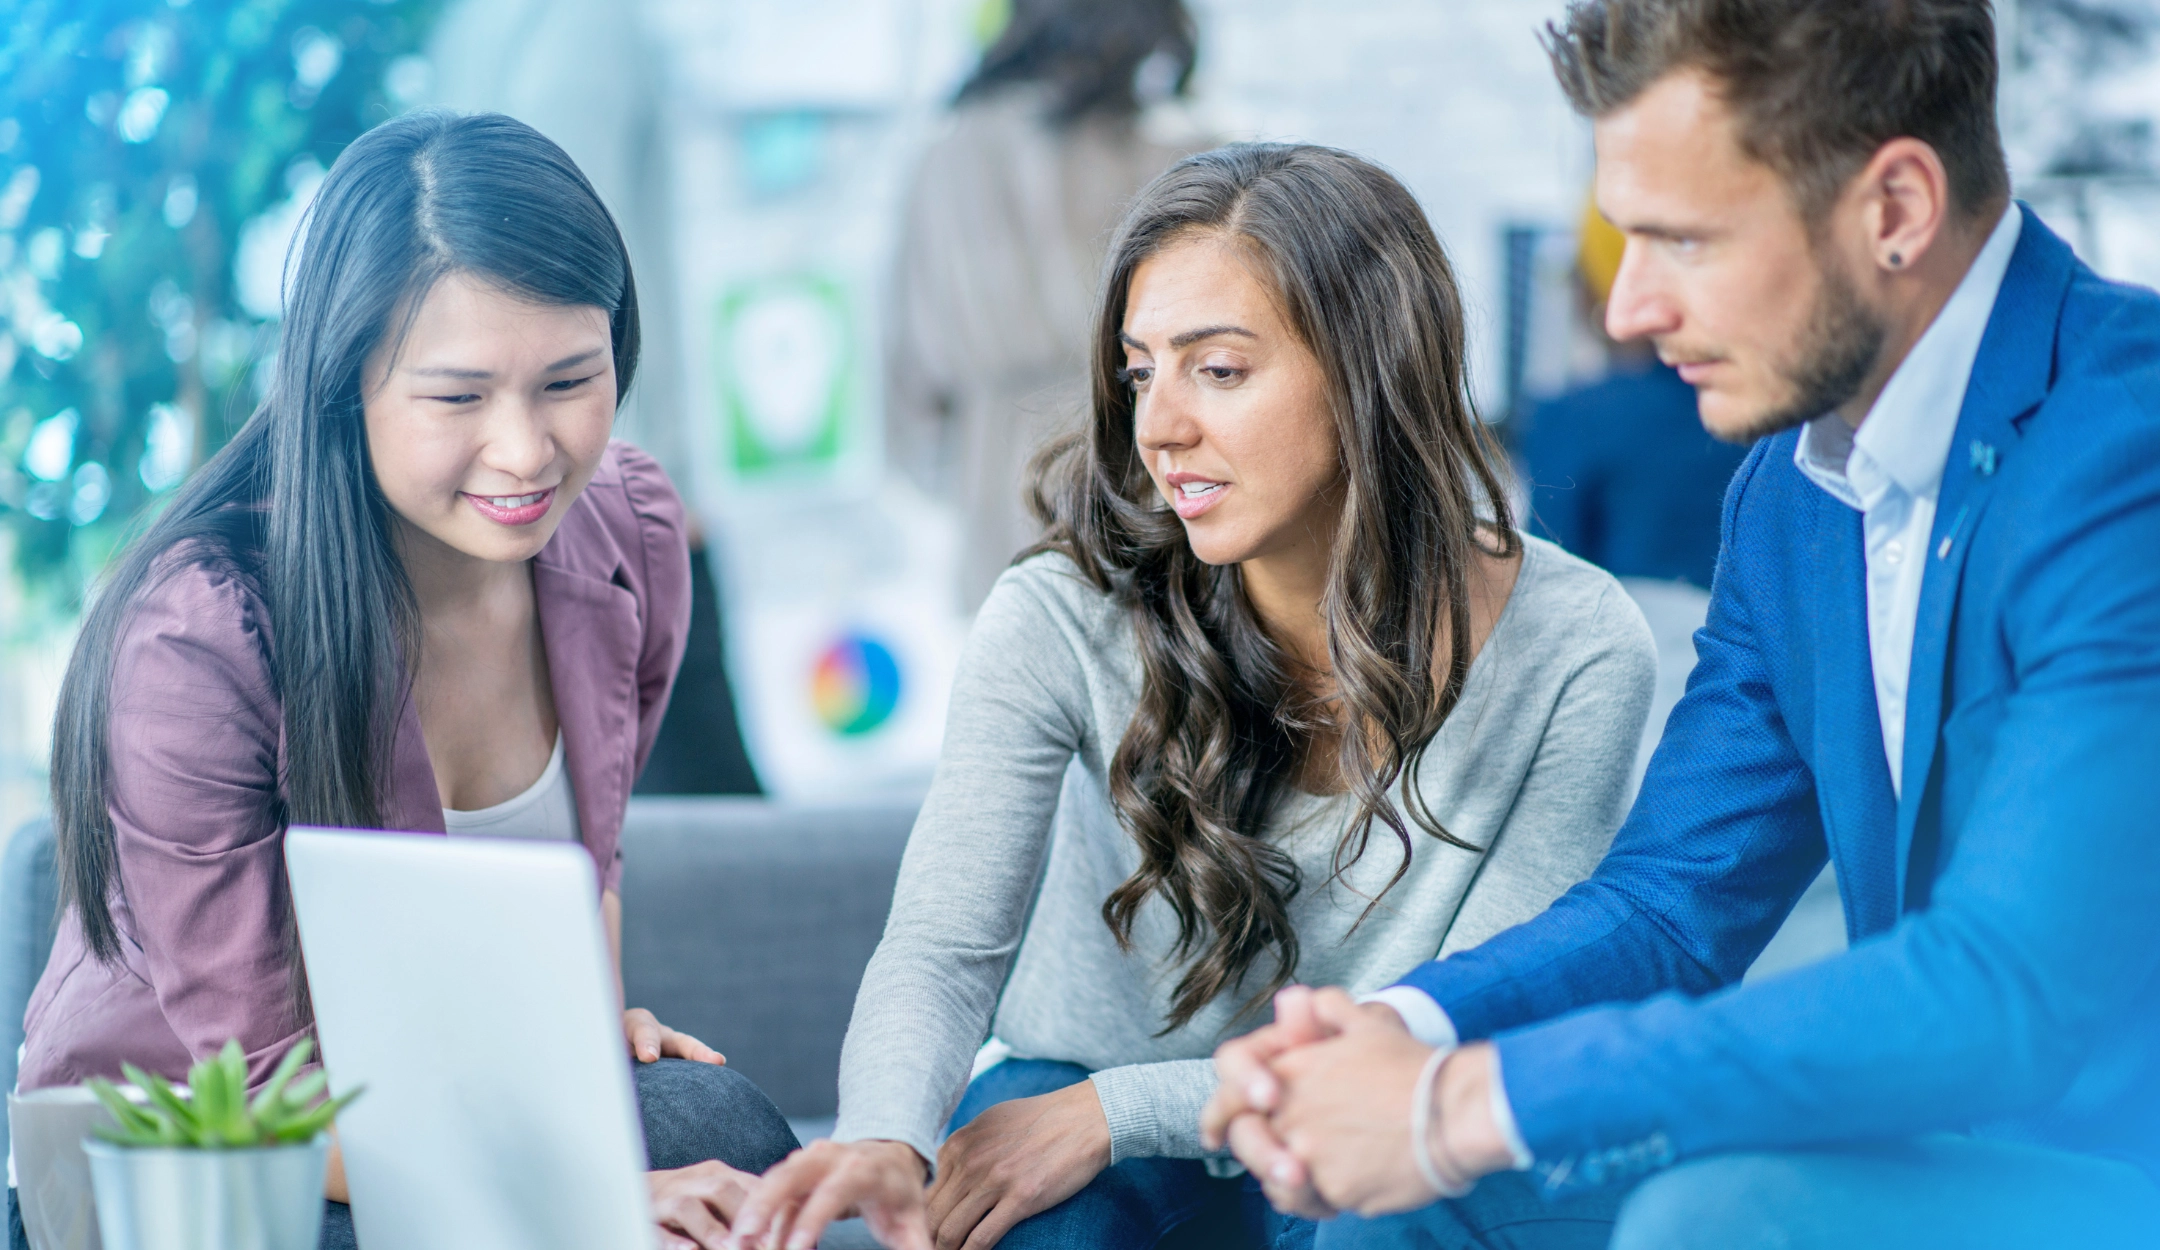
[286, 827, 656, 1250]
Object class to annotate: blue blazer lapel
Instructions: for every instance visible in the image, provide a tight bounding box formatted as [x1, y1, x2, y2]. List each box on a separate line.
[1811, 503, 1901, 937]
[1894, 207, 2077, 907]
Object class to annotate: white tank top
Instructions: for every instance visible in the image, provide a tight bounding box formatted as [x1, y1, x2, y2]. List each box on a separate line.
[441, 732, 581, 842]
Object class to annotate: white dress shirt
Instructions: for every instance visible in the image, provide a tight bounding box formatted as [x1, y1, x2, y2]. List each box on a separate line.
[1792, 206, 2021, 793]
[1368, 205, 2024, 1170]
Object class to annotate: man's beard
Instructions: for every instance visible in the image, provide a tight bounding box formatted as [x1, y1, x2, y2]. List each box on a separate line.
[1723, 257, 1887, 444]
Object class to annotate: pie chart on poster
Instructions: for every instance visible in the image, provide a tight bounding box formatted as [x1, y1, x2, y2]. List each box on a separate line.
[811, 632, 902, 736]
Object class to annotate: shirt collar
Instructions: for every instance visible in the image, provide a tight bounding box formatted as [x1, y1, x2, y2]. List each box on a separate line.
[1794, 205, 2023, 511]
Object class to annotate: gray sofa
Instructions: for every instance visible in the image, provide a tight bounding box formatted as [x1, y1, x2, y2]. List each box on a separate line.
[2, 816, 60, 1173]
[615, 797, 915, 1120]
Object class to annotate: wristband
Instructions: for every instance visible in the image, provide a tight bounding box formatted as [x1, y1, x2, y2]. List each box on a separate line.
[1409, 1047, 1471, 1200]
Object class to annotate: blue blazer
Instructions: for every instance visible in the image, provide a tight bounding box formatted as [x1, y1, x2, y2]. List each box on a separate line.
[1400, 208, 2160, 1190]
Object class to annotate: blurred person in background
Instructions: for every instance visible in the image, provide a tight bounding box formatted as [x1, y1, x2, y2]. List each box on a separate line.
[725, 143, 1656, 1250]
[886, 0, 1205, 612]
[7, 113, 794, 1250]
[1515, 200, 1747, 588]
[1203, 1, 2160, 1247]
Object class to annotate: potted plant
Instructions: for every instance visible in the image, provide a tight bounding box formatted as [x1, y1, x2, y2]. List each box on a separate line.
[80, 1038, 362, 1250]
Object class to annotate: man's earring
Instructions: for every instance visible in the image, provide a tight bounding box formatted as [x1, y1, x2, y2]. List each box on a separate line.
[1888, 252, 1904, 268]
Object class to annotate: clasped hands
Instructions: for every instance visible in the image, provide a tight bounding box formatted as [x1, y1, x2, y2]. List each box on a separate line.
[1199, 984, 1516, 1219]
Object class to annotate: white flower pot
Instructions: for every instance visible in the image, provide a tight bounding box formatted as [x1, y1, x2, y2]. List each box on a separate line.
[81, 1138, 328, 1250]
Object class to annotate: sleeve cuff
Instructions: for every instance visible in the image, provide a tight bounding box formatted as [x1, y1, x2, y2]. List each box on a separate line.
[1361, 986, 1460, 1049]
[1486, 1046, 1534, 1171]
[1086, 1058, 1223, 1162]
[1088, 1066, 1165, 1163]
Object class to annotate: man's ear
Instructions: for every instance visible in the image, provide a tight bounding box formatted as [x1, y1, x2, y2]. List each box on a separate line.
[1857, 137, 1953, 275]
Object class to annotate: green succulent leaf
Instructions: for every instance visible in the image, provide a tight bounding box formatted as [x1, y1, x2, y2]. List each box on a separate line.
[282, 1070, 329, 1109]
[84, 1038, 361, 1149]
[124, 1063, 201, 1142]
[247, 1039, 315, 1121]
[274, 1086, 364, 1144]
[84, 1077, 176, 1147]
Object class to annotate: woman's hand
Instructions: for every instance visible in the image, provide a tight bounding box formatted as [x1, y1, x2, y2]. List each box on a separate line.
[650, 1160, 755, 1249]
[325, 1135, 349, 1204]
[729, 1138, 932, 1250]
[625, 1007, 725, 1065]
[925, 1081, 1112, 1250]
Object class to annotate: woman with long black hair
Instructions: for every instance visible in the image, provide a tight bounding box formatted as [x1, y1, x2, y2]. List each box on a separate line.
[726, 144, 1660, 1250]
[11, 112, 793, 1248]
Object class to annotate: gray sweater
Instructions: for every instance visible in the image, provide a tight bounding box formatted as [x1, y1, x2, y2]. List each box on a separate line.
[834, 536, 1657, 1166]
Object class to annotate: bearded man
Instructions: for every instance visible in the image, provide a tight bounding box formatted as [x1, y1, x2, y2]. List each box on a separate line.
[1202, 2, 2160, 1247]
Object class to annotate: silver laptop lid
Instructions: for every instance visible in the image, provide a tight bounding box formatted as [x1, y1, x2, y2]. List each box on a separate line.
[286, 827, 654, 1250]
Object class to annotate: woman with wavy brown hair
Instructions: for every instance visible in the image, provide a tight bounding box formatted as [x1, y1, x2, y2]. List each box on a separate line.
[727, 143, 1658, 1250]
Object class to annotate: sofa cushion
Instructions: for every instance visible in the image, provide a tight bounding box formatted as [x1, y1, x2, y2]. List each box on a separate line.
[619, 798, 915, 1118]
[2, 817, 59, 1170]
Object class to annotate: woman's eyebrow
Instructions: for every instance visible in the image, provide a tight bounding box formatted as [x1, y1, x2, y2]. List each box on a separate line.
[546, 348, 605, 371]
[1168, 324, 1257, 349]
[407, 347, 604, 379]
[1117, 325, 1258, 352]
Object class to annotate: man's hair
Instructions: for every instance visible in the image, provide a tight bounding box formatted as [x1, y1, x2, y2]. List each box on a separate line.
[1546, 0, 2011, 221]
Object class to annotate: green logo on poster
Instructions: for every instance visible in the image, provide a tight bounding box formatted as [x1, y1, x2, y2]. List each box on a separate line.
[715, 276, 852, 474]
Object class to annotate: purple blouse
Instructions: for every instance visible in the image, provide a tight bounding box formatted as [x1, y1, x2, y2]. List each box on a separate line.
[19, 441, 692, 1092]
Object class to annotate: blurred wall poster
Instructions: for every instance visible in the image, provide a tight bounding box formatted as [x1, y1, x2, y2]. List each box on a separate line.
[715, 275, 853, 475]
[726, 517, 961, 802]
[679, 0, 971, 801]
[710, 268, 961, 801]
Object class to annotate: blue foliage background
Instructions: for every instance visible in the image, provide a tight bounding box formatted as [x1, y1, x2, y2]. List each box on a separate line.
[0, 0, 441, 608]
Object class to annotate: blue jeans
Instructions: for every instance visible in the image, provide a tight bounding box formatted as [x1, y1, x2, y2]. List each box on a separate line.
[1315, 1133, 2160, 1250]
[950, 1058, 1314, 1250]
[5, 1059, 795, 1250]
[1312, 1168, 1623, 1249]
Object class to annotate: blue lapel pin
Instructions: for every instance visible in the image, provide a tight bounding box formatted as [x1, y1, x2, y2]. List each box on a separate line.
[1969, 440, 1999, 476]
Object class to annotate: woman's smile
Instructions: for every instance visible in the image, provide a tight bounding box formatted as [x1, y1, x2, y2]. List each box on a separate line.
[461, 485, 556, 527]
